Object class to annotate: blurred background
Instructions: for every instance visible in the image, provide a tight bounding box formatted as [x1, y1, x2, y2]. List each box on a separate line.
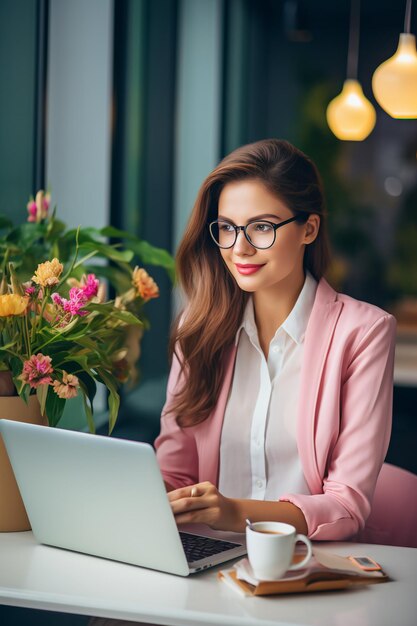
[0, 0, 416, 473]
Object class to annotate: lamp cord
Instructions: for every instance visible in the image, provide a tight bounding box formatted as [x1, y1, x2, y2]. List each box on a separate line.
[347, 0, 360, 79]
[404, 0, 413, 33]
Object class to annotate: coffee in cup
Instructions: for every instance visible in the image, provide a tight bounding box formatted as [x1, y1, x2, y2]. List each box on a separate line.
[246, 521, 312, 580]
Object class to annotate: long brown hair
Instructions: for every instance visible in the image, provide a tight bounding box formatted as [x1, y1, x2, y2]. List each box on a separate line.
[170, 139, 331, 427]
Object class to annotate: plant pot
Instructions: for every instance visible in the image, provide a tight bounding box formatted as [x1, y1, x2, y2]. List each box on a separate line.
[0, 395, 48, 532]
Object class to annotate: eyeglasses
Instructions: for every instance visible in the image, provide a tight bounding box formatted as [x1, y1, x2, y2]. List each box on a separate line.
[208, 216, 299, 250]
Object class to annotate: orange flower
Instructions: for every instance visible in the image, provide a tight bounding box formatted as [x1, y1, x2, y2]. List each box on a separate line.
[0, 294, 29, 317]
[52, 371, 79, 399]
[132, 267, 159, 301]
[32, 258, 63, 287]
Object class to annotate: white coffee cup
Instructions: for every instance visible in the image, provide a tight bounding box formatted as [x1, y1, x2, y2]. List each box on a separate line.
[246, 521, 313, 581]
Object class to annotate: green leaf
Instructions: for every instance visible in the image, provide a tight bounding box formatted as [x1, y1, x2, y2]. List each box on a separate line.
[80, 226, 176, 280]
[111, 310, 144, 326]
[45, 218, 66, 240]
[61, 227, 102, 243]
[76, 370, 97, 405]
[80, 388, 95, 433]
[71, 336, 100, 351]
[99, 225, 136, 240]
[86, 304, 143, 326]
[83, 301, 115, 314]
[0, 336, 20, 352]
[78, 371, 97, 433]
[63, 354, 91, 371]
[0, 216, 13, 230]
[96, 368, 120, 435]
[77, 241, 134, 263]
[5, 223, 47, 251]
[36, 384, 49, 417]
[107, 389, 120, 435]
[45, 387, 66, 427]
[9, 357, 24, 395]
[129, 240, 176, 281]
[17, 388, 30, 405]
[37, 316, 80, 339]
[77, 371, 97, 433]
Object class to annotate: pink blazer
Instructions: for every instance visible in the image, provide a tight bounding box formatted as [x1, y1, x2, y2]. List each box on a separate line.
[154, 278, 397, 541]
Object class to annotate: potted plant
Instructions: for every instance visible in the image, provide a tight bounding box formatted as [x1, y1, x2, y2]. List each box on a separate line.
[0, 190, 174, 530]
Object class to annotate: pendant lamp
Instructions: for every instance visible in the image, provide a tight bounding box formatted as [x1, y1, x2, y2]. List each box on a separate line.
[372, 0, 417, 118]
[326, 0, 376, 141]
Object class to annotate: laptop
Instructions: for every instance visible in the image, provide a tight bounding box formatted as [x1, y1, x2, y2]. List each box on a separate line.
[0, 419, 246, 576]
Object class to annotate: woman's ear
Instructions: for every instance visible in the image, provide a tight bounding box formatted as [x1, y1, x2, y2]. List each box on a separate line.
[303, 214, 320, 244]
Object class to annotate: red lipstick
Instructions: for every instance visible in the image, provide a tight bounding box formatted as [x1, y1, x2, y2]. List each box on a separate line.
[235, 263, 265, 275]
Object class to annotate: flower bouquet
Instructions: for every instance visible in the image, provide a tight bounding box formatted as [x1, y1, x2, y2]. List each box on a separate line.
[0, 190, 174, 433]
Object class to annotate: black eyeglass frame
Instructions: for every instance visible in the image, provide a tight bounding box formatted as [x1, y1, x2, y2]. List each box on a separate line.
[208, 215, 299, 249]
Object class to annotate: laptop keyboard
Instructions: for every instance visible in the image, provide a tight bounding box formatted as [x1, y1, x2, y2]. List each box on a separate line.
[179, 531, 241, 563]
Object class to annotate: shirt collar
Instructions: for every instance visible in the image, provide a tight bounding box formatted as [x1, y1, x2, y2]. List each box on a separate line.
[235, 271, 318, 346]
[281, 271, 318, 345]
[235, 297, 257, 345]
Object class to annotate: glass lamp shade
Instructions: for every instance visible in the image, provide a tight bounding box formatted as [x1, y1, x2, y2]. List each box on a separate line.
[372, 33, 417, 118]
[326, 79, 376, 141]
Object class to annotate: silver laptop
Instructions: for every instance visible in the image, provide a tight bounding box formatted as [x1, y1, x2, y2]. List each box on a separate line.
[0, 419, 246, 576]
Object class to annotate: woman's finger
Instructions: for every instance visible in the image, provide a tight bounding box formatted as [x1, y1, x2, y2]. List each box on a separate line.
[167, 485, 196, 502]
[174, 511, 206, 525]
[167, 482, 211, 502]
[170, 493, 216, 516]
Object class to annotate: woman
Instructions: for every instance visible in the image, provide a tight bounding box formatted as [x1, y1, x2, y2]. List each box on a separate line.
[155, 138, 396, 541]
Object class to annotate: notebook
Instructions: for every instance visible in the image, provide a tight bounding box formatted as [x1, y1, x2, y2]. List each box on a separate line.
[0, 418, 246, 576]
[218, 548, 389, 596]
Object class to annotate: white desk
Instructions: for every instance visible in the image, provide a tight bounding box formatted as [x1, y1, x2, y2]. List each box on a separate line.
[0, 532, 416, 626]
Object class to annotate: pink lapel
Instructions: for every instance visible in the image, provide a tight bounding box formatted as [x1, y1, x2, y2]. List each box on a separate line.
[296, 278, 343, 493]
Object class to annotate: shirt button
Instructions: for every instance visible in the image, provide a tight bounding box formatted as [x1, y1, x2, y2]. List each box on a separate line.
[256, 479, 263, 489]
[271, 345, 282, 354]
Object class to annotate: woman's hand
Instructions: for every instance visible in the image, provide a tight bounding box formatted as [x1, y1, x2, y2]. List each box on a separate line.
[168, 483, 308, 535]
[168, 482, 241, 532]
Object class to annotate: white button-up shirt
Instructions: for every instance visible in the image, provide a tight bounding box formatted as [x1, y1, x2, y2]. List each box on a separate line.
[218, 272, 318, 500]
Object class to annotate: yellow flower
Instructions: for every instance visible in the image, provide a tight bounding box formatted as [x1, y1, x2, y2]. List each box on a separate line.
[32, 258, 63, 287]
[0, 294, 29, 316]
[132, 267, 159, 301]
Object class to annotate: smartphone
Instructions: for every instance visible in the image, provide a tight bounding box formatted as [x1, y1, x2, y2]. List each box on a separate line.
[348, 556, 382, 571]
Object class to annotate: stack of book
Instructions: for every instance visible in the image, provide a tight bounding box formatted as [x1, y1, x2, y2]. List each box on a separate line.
[218, 547, 389, 597]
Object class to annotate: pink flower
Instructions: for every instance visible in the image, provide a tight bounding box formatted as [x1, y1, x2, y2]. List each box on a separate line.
[20, 353, 53, 388]
[51, 292, 64, 307]
[67, 274, 105, 302]
[27, 201, 38, 223]
[27, 190, 50, 223]
[23, 285, 35, 296]
[53, 371, 79, 399]
[64, 288, 88, 316]
[81, 274, 99, 299]
[52, 288, 88, 317]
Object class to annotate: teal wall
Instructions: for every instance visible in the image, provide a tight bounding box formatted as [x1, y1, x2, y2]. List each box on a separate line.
[46, 0, 113, 231]
[0, 0, 38, 222]
[173, 0, 223, 251]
